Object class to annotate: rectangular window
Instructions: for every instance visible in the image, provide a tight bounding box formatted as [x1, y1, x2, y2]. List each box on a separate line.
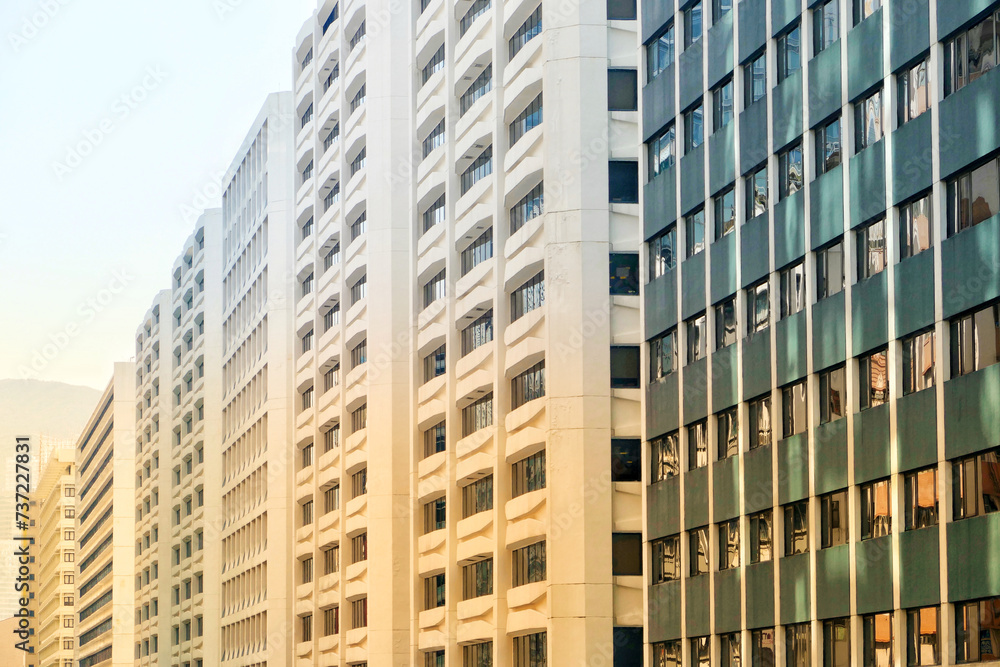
[513, 632, 547, 667]
[857, 219, 886, 280]
[784, 500, 809, 555]
[610, 346, 640, 388]
[861, 478, 892, 540]
[350, 275, 367, 305]
[324, 485, 340, 513]
[714, 186, 736, 238]
[323, 302, 340, 331]
[608, 69, 639, 111]
[686, 209, 705, 257]
[509, 182, 543, 235]
[421, 45, 445, 85]
[463, 475, 494, 517]
[903, 467, 938, 530]
[511, 541, 546, 587]
[854, 0, 881, 26]
[511, 272, 545, 321]
[816, 116, 842, 175]
[721, 633, 741, 667]
[749, 510, 773, 563]
[512, 450, 546, 497]
[713, 78, 734, 131]
[689, 527, 709, 576]
[423, 497, 446, 533]
[351, 403, 367, 432]
[688, 421, 708, 470]
[510, 94, 542, 146]
[748, 395, 772, 450]
[855, 88, 883, 151]
[651, 432, 680, 481]
[464, 642, 494, 667]
[898, 57, 930, 125]
[717, 407, 738, 459]
[460, 65, 492, 116]
[746, 163, 768, 218]
[684, 1, 703, 47]
[324, 607, 339, 636]
[461, 228, 493, 275]
[648, 125, 676, 178]
[779, 143, 803, 200]
[462, 393, 493, 436]
[823, 618, 851, 667]
[817, 241, 845, 300]
[351, 339, 367, 368]
[302, 500, 314, 525]
[611, 532, 643, 575]
[952, 447, 1000, 520]
[691, 637, 711, 667]
[351, 533, 367, 563]
[813, 0, 839, 55]
[461, 145, 493, 194]
[955, 597, 1000, 663]
[686, 313, 707, 363]
[651, 534, 681, 583]
[324, 424, 340, 452]
[863, 612, 894, 667]
[684, 104, 704, 153]
[462, 559, 494, 599]
[423, 345, 446, 382]
[777, 24, 801, 82]
[820, 490, 849, 548]
[786, 623, 811, 667]
[902, 329, 935, 395]
[900, 194, 932, 259]
[424, 574, 445, 609]
[648, 25, 675, 80]
[746, 280, 770, 336]
[302, 557, 313, 584]
[351, 598, 367, 629]
[654, 641, 682, 667]
[944, 12, 999, 96]
[779, 262, 805, 319]
[649, 226, 677, 279]
[609, 160, 639, 203]
[744, 53, 766, 107]
[351, 468, 367, 498]
[423, 270, 446, 308]
[422, 194, 446, 233]
[612, 439, 641, 482]
[423, 422, 446, 458]
[859, 348, 889, 410]
[718, 518, 740, 570]
[509, 5, 542, 59]
[782, 381, 807, 437]
[906, 606, 939, 666]
[947, 156, 1000, 237]
[649, 329, 678, 381]
[610, 253, 640, 295]
[819, 365, 846, 424]
[511, 361, 545, 409]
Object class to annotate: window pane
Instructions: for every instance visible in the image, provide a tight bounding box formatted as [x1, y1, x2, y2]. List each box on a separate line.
[970, 158, 1000, 225]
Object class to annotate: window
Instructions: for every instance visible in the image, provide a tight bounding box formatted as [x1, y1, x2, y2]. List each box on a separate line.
[511, 361, 545, 409]
[324, 607, 339, 636]
[461, 311, 493, 357]
[861, 479, 892, 539]
[424, 574, 446, 609]
[426, 651, 444, 667]
[351, 403, 367, 432]
[462, 559, 493, 599]
[302, 443, 314, 468]
[716, 297, 738, 350]
[813, 0, 839, 54]
[650, 330, 678, 382]
[684, 104, 704, 153]
[423, 271, 446, 308]
[464, 642, 494, 667]
[685, 209, 705, 257]
[351, 468, 367, 498]
[463, 475, 494, 517]
[651, 535, 681, 583]
[512, 450, 546, 497]
[744, 53, 766, 107]
[715, 187, 736, 238]
[779, 262, 805, 319]
[719, 518, 740, 569]
[859, 348, 889, 409]
[351, 275, 367, 304]
[906, 607, 939, 666]
[952, 447, 1000, 519]
[820, 490, 849, 548]
[423, 345, 446, 382]
[302, 557, 314, 584]
[684, 1, 703, 47]
[903, 467, 938, 530]
[302, 500, 314, 525]
[349, 84, 366, 114]
[351, 533, 367, 563]
[654, 641, 682, 667]
[651, 432, 680, 481]
[462, 393, 493, 436]
[686, 313, 707, 363]
[956, 597, 1000, 663]
[900, 194, 932, 259]
[749, 510, 773, 563]
[713, 0, 732, 20]
[609, 160, 639, 203]
[824, 618, 851, 667]
[902, 329, 935, 395]
[513, 632, 547, 667]
[748, 395, 772, 450]
[787, 623, 811, 667]
[324, 364, 340, 392]
[689, 527, 709, 576]
[607, 0, 636, 20]
[512, 541, 546, 586]
[421, 45, 445, 85]
[424, 421, 446, 458]
[351, 339, 367, 368]
[784, 501, 809, 555]
[461, 146, 493, 194]
[777, 25, 801, 82]
[649, 226, 677, 279]
[324, 424, 340, 452]
[778, 143, 803, 200]
[509, 5, 542, 59]
[324, 485, 340, 513]
[857, 219, 886, 280]
[510, 182, 543, 234]
[855, 88, 883, 151]
[423, 497, 446, 533]
[816, 116, 842, 175]
[747, 280, 770, 336]
[819, 365, 846, 424]
[817, 241, 845, 300]
[510, 94, 543, 146]
[351, 598, 367, 629]
[609, 253, 640, 295]
[720, 633, 741, 667]
[611, 533, 642, 575]
[947, 156, 1000, 237]
[713, 79, 734, 131]
[898, 57, 929, 125]
[460, 65, 492, 116]
[745, 163, 768, 218]
[323, 302, 340, 330]
[716, 407, 739, 461]
[688, 421, 708, 470]
[423, 121, 445, 159]
[612, 439, 641, 481]
[511, 272, 544, 321]
[610, 346, 640, 388]
[782, 381, 807, 437]
[608, 69, 638, 111]
[691, 637, 711, 667]
[853, 0, 881, 25]
[944, 11, 999, 96]
[350, 146, 366, 175]
[648, 25, 675, 80]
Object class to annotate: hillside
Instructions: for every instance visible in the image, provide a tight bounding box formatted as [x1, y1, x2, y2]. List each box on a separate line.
[0, 378, 102, 442]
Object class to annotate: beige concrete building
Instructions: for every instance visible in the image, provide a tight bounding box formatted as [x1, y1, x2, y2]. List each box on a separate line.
[28, 448, 77, 667]
[74, 362, 135, 667]
[290, 0, 644, 664]
[132, 210, 223, 667]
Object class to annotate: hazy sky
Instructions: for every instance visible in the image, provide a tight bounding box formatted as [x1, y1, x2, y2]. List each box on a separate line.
[0, 0, 315, 390]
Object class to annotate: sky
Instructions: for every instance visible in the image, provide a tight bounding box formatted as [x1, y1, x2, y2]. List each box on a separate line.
[0, 0, 316, 390]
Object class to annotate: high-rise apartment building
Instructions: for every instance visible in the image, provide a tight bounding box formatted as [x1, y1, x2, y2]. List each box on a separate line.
[27, 448, 77, 667]
[218, 92, 298, 667]
[641, 1, 1000, 666]
[133, 211, 223, 667]
[289, 0, 644, 665]
[74, 362, 136, 667]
